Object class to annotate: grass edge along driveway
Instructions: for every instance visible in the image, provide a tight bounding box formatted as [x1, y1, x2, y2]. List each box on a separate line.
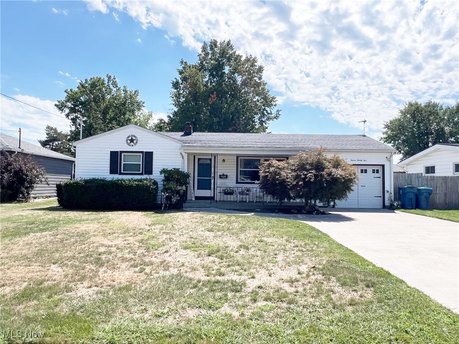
[0, 200, 458, 343]
[399, 209, 459, 223]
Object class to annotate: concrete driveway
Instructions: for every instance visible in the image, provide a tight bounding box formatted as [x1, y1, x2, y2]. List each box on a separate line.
[302, 210, 459, 313]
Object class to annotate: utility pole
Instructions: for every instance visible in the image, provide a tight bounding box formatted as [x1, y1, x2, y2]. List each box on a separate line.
[359, 119, 367, 136]
[18, 128, 22, 149]
[79, 117, 83, 140]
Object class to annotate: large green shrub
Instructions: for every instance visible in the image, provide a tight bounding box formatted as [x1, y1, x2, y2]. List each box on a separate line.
[57, 178, 158, 210]
[0, 151, 47, 202]
[259, 150, 357, 210]
[160, 168, 191, 209]
[259, 159, 292, 203]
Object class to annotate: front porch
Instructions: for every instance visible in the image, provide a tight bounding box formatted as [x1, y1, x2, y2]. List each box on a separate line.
[185, 153, 289, 202]
[184, 181, 305, 211]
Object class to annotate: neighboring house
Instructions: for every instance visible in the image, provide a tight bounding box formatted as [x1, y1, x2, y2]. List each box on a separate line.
[397, 144, 459, 176]
[74, 124, 395, 209]
[0, 133, 74, 197]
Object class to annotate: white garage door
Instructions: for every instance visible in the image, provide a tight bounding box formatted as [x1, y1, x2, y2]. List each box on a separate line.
[335, 165, 383, 208]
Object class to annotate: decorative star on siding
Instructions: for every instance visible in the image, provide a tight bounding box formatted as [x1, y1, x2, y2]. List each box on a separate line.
[126, 135, 138, 146]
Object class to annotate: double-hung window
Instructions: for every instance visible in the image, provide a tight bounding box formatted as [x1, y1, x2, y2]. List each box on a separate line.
[237, 157, 287, 183]
[238, 158, 261, 183]
[121, 153, 142, 173]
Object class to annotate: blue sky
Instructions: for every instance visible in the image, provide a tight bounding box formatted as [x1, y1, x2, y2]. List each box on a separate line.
[1, 0, 458, 144]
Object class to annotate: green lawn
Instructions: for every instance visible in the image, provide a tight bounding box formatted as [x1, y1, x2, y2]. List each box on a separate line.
[1, 200, 458, 343]
[400, 209, 459, 223]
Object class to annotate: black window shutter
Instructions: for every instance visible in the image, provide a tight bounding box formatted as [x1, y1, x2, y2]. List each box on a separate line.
[110, 151, 119, 174]
[144, 152, 153, 175]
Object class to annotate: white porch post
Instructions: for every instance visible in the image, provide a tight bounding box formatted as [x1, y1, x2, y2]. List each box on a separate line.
[182, 152, 194, 201]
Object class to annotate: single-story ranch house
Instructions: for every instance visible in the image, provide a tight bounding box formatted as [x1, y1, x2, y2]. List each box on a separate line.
[74, 124, 396, 209]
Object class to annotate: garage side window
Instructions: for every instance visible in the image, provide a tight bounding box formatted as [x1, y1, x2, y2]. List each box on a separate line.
[425, 165, 435, 175]
[122, 153, 142, 173]
[454, 163, 459, 175]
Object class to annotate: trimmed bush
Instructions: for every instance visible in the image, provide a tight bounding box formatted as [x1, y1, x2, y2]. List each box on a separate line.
[160, 168, 190, 209]
[57, 178, 158, 210]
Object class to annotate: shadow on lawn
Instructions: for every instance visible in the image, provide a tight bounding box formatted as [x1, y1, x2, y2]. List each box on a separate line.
[259, 211, 356, 223]
[29, 205, 185, 214]
[184, 207, 356, 223]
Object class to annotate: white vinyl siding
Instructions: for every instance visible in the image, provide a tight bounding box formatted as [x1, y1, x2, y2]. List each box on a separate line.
[75, 126, 183, 202]
[399, 148, 459, 176]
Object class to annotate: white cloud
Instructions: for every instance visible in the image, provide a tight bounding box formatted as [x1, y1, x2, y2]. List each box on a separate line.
[164, 34, 176, 45]
[151, 112, 168, 121]
[0, 95, 71, 145]
[85, 0, 459, 131]
[85, 0, 109, 14]
[136, 37, 142, 44]
[51, 7, 68, 15]
[145, 112, 168, 128]
[58, 70, 79, 82]
[112, 12, 120, 22]
[13, 87, 20, 92]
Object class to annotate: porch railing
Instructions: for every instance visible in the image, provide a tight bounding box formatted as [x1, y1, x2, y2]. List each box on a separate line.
[216, 186, 302, 203]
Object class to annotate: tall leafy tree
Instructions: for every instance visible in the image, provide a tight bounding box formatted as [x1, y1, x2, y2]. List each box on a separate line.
[55, 74, 152, 141]
[39, 125, 73, 156]
[168, 40, 280, 132]
[382, 101, 459, 159]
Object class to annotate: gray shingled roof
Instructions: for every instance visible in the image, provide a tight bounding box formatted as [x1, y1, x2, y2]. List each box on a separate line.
[0, 133, 74, 161]
[161, 132, 394, 151]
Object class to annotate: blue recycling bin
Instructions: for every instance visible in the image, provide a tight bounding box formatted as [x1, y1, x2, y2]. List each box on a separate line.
[417, 187, 433, 210]
[399, 186, 417, 209]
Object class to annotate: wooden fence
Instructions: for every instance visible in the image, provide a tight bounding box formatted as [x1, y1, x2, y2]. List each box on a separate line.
[393, 173, 459, 209]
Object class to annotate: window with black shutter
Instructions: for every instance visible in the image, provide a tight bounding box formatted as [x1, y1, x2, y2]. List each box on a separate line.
[110, 151, 119, 174]
[109, 151, 153, 175]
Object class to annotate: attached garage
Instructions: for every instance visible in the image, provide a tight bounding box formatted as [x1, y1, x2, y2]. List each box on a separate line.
[335, 165, 384, 208]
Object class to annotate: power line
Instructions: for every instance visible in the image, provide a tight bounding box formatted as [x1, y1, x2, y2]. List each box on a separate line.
[0, 92, 68, 119]
[0, 128, 19, 134]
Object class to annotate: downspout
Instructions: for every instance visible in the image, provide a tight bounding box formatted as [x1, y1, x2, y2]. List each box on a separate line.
[215, 154, 219, 202]
[387, 152, 394, 207]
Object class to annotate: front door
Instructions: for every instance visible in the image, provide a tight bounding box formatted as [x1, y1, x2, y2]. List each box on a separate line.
[195, 156, 213, 198]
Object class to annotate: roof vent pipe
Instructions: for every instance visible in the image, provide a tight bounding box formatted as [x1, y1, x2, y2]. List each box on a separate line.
[182, 122, 193, 136]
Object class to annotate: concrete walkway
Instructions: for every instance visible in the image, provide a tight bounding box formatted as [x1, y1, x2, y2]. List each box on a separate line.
[302, 210, 459, 313]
